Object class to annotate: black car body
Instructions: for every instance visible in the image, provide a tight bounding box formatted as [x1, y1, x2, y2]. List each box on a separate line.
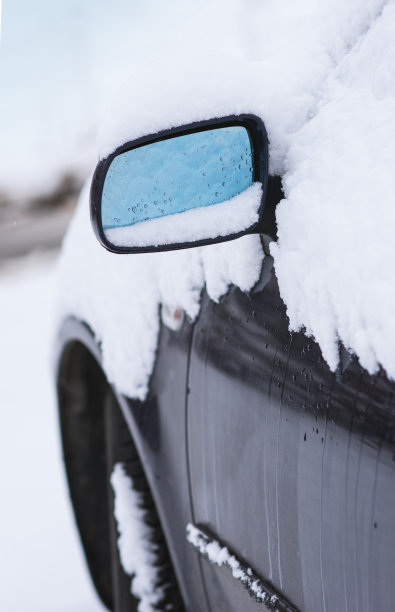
[55, 197, 395, 612]
[54, 48, 395, 612]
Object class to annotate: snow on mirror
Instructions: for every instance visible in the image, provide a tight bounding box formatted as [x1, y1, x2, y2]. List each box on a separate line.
[101, 126, 262, 250]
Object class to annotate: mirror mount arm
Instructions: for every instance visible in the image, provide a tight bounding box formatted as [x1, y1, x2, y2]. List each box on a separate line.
[254, 175, 283, 242]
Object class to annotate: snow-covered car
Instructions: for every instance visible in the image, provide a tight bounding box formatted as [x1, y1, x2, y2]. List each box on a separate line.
[54, 6, 395, 611]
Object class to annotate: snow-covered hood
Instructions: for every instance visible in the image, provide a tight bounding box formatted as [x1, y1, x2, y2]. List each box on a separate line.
[57, 0, 395, 397]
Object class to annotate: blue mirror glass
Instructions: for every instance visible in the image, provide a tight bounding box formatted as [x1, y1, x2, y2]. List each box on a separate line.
[101, 126, 254, 234]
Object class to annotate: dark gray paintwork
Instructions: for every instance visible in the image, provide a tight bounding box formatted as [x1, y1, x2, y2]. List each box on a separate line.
[55, 253, 395, 612]
[186, 262, 395, 611]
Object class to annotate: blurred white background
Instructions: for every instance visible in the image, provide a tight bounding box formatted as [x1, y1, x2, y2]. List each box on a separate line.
[0, 0, 205, 207]
[0, 1, 207, 609]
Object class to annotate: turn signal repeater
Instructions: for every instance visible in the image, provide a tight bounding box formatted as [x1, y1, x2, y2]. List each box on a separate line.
[161, 304, 185, 332]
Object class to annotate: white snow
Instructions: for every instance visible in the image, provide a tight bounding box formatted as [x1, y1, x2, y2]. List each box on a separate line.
[110, 462, 164, 612]
[271, 0, 395, 377]
[105, 183, 262, 248]
[186, 524, 277, 606]
[58, 0, 395, 398]
[0, 255, 105, 612]
[57, 181, 264, 399]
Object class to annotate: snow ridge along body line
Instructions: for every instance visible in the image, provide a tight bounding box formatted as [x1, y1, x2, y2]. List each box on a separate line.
[186, 523, 299, 612]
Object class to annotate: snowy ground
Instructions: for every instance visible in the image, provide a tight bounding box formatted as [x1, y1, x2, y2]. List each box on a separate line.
[0, 253, 106, 612]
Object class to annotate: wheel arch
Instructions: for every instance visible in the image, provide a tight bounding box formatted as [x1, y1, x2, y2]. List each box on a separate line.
[55, 318, 113, 609]
[55, 317, 186, 611]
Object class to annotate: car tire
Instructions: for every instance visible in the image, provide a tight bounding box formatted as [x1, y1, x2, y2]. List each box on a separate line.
[57, 340, 184, 612]
[104, 387, 185, 612]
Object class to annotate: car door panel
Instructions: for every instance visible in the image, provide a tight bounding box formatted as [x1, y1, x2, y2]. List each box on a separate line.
[186, 263, 395, 611]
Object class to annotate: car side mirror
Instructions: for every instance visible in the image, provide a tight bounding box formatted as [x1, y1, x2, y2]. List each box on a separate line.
[90, 115, 268, 253]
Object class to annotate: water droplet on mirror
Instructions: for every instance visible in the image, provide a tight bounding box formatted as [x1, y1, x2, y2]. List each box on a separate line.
[132, 206, 137, 213]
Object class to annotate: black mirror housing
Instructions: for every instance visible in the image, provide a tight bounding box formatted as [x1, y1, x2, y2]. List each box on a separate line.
[90, 114, 269, 254]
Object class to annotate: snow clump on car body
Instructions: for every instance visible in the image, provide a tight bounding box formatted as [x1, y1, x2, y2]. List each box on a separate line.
[57, 0, 395, 398]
